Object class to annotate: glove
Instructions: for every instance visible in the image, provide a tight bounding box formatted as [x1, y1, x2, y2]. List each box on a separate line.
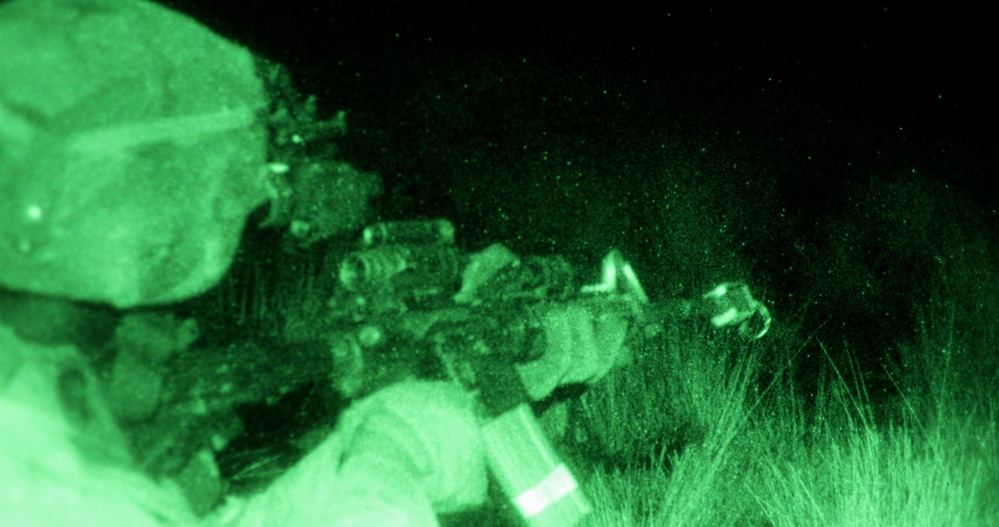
[517, 302, 630, 400]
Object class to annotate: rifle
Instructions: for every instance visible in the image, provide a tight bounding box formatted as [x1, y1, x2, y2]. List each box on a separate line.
[140, 217, 770, 522]
[323, 219, 772, 526]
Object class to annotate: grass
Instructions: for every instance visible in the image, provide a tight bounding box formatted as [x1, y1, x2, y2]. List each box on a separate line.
[742, 342, 996, 527]
[574, 289, 998, 527]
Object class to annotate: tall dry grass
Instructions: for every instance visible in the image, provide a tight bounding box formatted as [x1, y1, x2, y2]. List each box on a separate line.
[578, 211, 998, 526]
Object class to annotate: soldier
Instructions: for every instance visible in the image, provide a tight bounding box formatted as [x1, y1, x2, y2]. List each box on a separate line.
[0, 1, 631, 526]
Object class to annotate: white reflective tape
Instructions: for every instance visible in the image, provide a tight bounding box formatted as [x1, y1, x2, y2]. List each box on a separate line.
[513, 463, 579, 518]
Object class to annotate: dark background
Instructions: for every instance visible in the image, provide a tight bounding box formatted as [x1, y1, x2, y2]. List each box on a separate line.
[169, 1, 996, 380]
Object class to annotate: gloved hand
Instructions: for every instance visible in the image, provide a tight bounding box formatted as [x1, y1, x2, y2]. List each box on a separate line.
[456, 243, 632, 401]
[517, 302, 630, 400]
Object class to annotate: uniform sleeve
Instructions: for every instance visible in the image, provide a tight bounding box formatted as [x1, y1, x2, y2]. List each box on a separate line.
[218, 381, 488, 527]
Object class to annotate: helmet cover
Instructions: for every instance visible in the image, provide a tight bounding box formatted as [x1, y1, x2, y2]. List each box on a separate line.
[0, 0, 270, 307]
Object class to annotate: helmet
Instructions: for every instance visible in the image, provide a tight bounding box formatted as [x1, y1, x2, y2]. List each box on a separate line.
[0, 0, 270, 308]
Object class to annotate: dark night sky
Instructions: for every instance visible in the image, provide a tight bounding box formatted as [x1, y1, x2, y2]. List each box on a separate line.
[172, 1, 996, 228]
[170, 1, 996, 357]
[177, 1, 996, 139]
